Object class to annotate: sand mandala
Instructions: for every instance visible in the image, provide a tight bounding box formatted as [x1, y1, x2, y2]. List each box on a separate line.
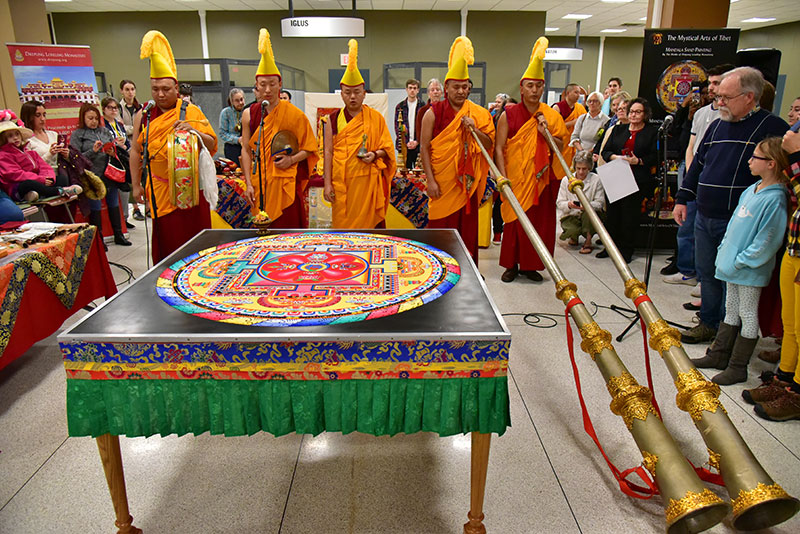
[156, 232, 461, 326]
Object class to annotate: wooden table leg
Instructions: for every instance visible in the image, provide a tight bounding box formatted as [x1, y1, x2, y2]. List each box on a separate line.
[96, 434, 142, 534]
[464, 431, 492, 534]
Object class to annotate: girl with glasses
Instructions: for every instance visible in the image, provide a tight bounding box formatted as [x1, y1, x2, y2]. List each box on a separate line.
[697, 137, 789, 385]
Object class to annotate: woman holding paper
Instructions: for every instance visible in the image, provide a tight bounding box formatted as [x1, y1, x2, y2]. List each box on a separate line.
[599, 97, 658, 262]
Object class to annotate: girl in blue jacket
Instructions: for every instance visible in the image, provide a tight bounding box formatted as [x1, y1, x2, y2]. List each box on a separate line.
[692, 137, 789, 384]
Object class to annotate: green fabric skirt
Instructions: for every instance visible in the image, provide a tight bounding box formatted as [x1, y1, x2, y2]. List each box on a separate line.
[66, 376, 510, 438]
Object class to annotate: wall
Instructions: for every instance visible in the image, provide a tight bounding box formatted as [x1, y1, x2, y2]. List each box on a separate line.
[546, 36, 644, 96]
[51, 10, 545, 102]
[739, 20, 800, 116]
[0, 0, 51, 109]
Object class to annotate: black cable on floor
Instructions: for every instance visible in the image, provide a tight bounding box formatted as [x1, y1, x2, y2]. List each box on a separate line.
[108, 261, 135, 286]
[502, 301, 599, 329]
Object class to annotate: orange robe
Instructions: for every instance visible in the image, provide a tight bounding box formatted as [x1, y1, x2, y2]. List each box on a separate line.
[552, 102, 586, 179]
[499, 103, 568, 272]
[330, 105, 397, 229]
[428, 100, 495, 220]
[137, 100, 217, 219]
[248, 100, 319, 221]
[501, 103, 568, 223]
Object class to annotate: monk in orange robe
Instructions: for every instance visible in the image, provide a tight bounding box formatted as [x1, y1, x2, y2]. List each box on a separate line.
[131, 32, 217, 264]
[420, 37, 494, 265]
[241, 29, 318, 227]
[551, 82, 586, 179]
[322, 40, 396, 229]
[496, 37, 569, 282]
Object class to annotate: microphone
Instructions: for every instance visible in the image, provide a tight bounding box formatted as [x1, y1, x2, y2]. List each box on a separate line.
[659, 114, 674, 133]
[142, 100, 155, 113]
[261, 99, 270, 113]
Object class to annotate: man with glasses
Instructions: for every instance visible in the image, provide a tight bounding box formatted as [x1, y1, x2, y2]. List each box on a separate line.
[673, 66, 789, 344]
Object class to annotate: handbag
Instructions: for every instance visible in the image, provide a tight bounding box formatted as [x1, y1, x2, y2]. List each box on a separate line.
[103, 144, 126, 183]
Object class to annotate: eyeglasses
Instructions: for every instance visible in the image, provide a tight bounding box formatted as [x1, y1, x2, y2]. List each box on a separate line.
[749, 154, 771, 161]
[715, 92, 746, 104]
[628, 109, 644, 114]
[106, 106, 118, 110]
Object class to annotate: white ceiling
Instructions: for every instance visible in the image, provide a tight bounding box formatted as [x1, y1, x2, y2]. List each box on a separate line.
[44, 0, 799, 38]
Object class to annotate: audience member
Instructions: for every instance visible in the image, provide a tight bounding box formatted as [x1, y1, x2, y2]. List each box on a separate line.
[101, 96, 135, 228]
[787, 96, 800, 127]
[600, 97, 658, 263]
[415, 79, 443, 142]
[674, 67, 789, 344]
[20, 101, 69, 175]
[570, 91, 608, 153]
[179, 83, 194, 104]
[0, 190, 23, 223]
[692, 137, 788, 385]
[743, 130, 800, 421]
[760, 81, 776, 112]
[0, 111, 81, 202]
[556, 150, 605, 253]
[394, 78, 424, 170]
[661, 80, 709, 280]
[70, 103, 131, 247]
[219, 88, 246, 163]
[489, 93, 509, 119]
[601, 77, 622, 116]
[491, 93, 513, 244]
[119, 79, 140, 138]
[594, 92, 631, 166]
[279, 90, 291, 101]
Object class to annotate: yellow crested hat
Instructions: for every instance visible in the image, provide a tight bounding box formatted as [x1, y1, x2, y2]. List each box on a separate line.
[340, 39, 365, 87]
[445, 36, 474, 83]
[140, 30, 177, 81]
[256, 28, 281, 80]
[521, 37, 548, 83]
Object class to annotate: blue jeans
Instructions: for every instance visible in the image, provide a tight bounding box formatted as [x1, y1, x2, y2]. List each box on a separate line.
[89, 182, 120, 211]
[0, 191, 23, 223]
[677, 200, 697, 278]
[694, 212, 728, 328]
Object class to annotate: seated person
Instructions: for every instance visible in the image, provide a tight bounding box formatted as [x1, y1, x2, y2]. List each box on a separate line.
[0, 111, 81, 202]
[556, 150, 605, 253]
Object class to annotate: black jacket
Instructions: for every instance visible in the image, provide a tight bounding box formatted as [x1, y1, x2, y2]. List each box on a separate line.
[601, 122, 658, 188]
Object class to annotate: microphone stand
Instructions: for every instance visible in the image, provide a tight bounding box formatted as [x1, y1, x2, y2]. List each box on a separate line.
[253, 101, 269, 213]
[610, 121, 687, 341]
[142, 106, 157, 269]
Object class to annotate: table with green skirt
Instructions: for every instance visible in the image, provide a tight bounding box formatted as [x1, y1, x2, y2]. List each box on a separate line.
[59, 229, 511, 533]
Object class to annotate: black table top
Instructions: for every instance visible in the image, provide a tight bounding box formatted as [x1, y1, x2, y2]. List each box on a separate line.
[60, 229, 509, 343]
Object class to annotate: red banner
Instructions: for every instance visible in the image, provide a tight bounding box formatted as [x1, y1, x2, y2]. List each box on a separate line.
[6, 43, 99, 140]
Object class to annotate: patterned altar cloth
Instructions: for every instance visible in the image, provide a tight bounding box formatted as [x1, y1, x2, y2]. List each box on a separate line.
[390, 174, 497, 229]
[0, 225, 94, 355]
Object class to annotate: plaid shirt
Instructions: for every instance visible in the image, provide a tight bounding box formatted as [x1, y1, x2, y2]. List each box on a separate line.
[787, 154, 800, 257]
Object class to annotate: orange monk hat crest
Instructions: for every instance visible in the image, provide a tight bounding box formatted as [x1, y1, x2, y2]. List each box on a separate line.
[340, 39, 365, 87]
[445, 36, 474, 83]
[521, 36, 548, 83]
[140, 30, 178, 81]
[256, 28, 281, 81]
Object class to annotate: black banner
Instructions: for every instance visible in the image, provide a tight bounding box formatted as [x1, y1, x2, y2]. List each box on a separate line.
[638, 28, 740, 120]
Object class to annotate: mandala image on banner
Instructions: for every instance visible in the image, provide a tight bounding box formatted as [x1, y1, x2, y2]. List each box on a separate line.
[656, 60, 708, 114]
[157, 232, 460, 326]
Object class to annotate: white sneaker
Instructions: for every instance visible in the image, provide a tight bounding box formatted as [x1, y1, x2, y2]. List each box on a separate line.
[24, 191, 39, 202]
[691, 283, 701, 298]
[663, 272, 697, 285]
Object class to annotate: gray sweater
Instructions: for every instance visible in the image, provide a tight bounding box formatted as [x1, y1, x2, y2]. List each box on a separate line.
[570, 111, 609, 152]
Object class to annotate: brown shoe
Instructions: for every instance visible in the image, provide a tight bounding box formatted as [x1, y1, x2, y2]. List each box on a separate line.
[501, 266, 518, 283]
[758, 347, 781, 364]
[754, 387, 800, 421]
[680, 322, 717, 344]
[743, 373, 792, 405]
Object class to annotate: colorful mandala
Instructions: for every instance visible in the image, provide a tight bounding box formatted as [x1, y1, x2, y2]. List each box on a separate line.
[156, 232, 461, 326]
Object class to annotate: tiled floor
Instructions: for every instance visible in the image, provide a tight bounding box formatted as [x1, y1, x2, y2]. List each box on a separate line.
[1, 221, 798, 533]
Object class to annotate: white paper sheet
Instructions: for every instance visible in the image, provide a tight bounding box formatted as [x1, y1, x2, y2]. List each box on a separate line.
[596, 158, 639, 203]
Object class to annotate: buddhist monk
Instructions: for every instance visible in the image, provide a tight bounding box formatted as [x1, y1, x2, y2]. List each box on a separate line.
[495, 37, 569, 282]
[420, 36, 494, 265]
[131, 30, 217, 264]
[322, 39, 396, 229]
[241, 29, 318, 227]
[552, 83, 586, 179]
